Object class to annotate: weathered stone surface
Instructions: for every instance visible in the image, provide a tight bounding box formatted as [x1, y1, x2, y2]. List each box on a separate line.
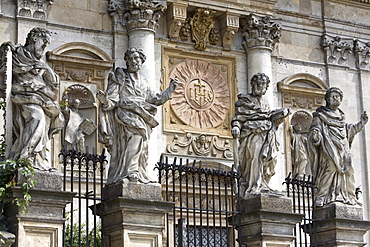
[311, 203, 370, 247]
[237, 193, 303, 247]
[17, 170, 63, 191]
[102, 181, 162, 201]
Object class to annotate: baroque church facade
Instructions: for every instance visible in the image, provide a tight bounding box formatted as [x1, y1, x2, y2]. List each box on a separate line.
[1, 0, 370, 245]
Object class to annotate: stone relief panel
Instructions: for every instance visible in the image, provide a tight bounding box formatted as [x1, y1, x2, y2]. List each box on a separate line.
[162, 48, 236, 160]
[167, 133, 233, 160]
[16, 0, 54, 19]
[277, 73, 328, 177]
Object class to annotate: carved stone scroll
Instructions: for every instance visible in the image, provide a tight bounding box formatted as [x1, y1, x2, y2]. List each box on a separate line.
[219, 13, 239, 50]
[240, 14, 281, 51]
[16, 0, 54, 19]
[167, 3, 188, 41]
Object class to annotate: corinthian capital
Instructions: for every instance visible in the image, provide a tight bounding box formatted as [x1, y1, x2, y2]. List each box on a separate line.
[107, 0, 167, 33]
[240, 14, 281, 51]
[16, 0, 54, 19]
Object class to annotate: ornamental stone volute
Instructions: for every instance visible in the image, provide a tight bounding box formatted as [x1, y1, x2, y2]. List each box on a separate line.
[240, 14, 281, 51]
[107, 0, 167, 33]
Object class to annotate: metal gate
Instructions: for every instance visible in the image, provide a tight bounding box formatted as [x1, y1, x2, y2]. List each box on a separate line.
[156, 156, 241, 247]
[60, 148, 106, 247]
[284, 173, 317, 247]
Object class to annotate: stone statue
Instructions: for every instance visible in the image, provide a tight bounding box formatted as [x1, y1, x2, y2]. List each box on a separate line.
[97, 47, 178, 184]
[290, 124, 309, 178]
[231, 73, 290, 197]
[61, 95, 95, 153]
[308, 87, 368, 207]
[1, 27, 64, 171]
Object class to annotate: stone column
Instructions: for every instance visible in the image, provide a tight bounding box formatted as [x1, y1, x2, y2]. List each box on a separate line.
[236, 194, 303, 247]
[4, 171, 75, 247]
[100, 182, 174, 247]
[312, 203, 370, 246]
[240, 14, 281, 94]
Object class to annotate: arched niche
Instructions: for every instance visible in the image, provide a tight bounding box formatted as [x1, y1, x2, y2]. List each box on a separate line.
[46, 42, 114, 168]
[277, 73, 328, 177]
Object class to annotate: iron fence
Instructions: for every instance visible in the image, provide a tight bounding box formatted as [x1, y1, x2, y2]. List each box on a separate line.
[60, 148, 106, 247]
[156, 156, 241, 247]
[284, 173, 317, 247]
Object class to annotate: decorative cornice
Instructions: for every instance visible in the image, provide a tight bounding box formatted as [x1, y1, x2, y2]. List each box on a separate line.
[107, 0, 167, 33]
[321, 34, 353, 65]
[240, 14, 281, 51]
[16, 0, 54, 20]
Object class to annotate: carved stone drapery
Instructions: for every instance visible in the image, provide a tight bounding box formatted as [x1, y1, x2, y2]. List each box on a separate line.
[240, 14, 281, 51]
[16, 0, 54, 19]
[107, 0, 167, 32]
[321, 34, 353, 65]
[167, 133, 233, 159]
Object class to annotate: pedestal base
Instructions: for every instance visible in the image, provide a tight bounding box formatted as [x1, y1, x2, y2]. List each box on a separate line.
[101, 182, 174, 247]
[314, 202, 370, 247]
[237, 193, 303, 247]
[4, 171, 74, 247]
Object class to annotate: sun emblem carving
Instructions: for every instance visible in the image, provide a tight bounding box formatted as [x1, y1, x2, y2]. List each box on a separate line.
[170, 59, 230, 129]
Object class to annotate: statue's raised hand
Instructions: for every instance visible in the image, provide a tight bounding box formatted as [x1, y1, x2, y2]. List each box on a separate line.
[232, 126, 240, 138]
[97, 90, 108, 105]
[169, 76, 179, 93]
[361, 111, 368, 126]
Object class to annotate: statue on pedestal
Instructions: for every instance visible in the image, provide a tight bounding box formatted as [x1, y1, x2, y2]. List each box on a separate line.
[231, 73, 290, 197]
[97, 47, 178, 184]
[308, 87, 368, 207]
[1, 27, 64, 171]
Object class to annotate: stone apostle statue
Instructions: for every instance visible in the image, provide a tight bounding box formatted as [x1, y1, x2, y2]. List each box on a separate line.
[1, 27, 64, 171]
[231, 73, 290, 197]
[290, 124, 309, 178]
[308, 87, 368, 207]
[97, 47, 178, 185]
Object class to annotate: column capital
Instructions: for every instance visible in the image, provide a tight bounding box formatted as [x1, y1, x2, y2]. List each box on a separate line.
[321, 33, 353, 66]
[354, 38, 370, 69]
[16, 0, 54, 19]
[240, 14, 281, 51]
[107, 0, 167, 33]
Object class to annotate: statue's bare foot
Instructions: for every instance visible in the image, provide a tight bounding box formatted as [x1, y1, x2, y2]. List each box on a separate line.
[128, 173, 138, 182]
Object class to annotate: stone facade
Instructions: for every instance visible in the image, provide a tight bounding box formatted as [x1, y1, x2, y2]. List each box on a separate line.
[1, 0, 370, 245]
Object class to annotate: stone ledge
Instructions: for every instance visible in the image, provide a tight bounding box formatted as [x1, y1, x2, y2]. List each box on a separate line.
[102, 181, 162, 201]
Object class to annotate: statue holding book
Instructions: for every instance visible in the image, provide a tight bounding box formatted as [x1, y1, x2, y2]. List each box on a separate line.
[231, 73, 290, 197]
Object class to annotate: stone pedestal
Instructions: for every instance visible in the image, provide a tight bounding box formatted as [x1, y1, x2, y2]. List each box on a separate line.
[313, 202, 370, 246]
[101, 182, 174, 247]
[237, 193, 303, 247]
[0, 231, 15, 247]
[3, 171, 75, 247]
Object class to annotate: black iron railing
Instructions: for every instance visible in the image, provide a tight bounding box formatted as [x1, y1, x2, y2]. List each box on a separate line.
[284, 173, 317, 247]
[156, 156, 241, 247]
[60, 148, 106, 247]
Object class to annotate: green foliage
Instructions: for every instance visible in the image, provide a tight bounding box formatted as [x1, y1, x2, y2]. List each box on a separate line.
[0, 158, 35, 214]
[64, 219, 102, 247]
